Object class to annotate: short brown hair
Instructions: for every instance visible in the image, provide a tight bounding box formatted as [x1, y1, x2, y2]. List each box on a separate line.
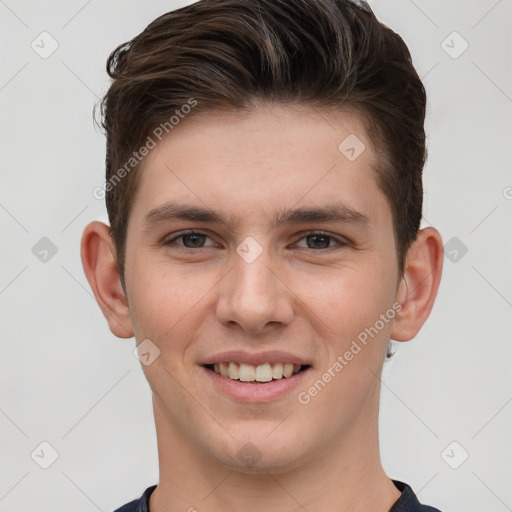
[99, 0, 427, 287]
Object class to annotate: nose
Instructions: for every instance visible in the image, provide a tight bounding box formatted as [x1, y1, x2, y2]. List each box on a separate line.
[215, 246, 295, 334]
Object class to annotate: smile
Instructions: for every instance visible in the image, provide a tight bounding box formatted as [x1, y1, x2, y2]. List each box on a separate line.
[205, 362, 309, 383]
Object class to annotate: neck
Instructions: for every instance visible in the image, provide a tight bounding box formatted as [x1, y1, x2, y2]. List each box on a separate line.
[149, 396, 400, 512]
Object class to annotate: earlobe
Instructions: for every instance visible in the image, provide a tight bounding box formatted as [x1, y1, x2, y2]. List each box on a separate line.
[391, 227, 444, 342]
[80, 221, 134, 339]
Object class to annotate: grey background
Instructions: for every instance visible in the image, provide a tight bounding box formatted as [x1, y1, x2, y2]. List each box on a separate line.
[1, 1, 511, 511]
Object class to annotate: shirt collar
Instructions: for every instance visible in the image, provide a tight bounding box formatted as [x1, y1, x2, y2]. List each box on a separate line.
[128, 479, 437, 512]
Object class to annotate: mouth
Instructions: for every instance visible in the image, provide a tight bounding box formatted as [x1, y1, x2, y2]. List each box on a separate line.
[200, 351, 313, 402]
[203, 362, 312, 384]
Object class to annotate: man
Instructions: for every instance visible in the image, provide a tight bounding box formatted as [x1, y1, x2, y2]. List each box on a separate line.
[81, 0, 444, 510]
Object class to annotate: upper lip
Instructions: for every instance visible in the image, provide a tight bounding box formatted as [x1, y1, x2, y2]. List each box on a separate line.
[200, 350, 312, 367]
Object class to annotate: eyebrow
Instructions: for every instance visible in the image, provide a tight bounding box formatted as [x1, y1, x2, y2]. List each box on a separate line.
[141, 201, 370, 231]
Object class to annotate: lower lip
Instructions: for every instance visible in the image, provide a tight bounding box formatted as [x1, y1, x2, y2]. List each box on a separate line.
[202, 366, 312, 403]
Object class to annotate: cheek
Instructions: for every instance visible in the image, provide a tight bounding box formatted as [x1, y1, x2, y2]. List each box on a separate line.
[297, 268, 394, 425]
[127, 261, 212, 344]
[298, 263, 395, 343]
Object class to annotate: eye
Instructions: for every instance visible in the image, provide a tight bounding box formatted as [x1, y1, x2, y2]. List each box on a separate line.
[165, 230, 217, 249]
[163, 230, 347, 251]
[294, 232, 346, 250]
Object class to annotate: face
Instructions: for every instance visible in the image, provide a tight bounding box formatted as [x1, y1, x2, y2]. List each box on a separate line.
[123, 105, 402, 472]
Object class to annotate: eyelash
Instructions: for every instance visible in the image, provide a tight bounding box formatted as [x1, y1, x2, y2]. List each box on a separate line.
[163, 230, 348, 251]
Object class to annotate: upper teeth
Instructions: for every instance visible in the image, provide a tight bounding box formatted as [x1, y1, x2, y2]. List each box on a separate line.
[212, 362, 302, 382]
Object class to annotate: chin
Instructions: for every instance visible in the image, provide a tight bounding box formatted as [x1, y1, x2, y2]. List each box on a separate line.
[212, 431, 311, 475]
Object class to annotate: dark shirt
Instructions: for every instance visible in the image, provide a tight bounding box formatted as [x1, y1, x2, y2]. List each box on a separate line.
[113, 480, 442, 511]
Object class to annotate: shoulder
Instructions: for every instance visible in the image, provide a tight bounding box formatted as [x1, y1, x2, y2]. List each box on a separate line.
[391, 480, 443, 512]
[113, 485, 157, 512]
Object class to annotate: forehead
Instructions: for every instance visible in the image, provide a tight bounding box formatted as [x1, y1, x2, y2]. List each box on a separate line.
[129, 105, 390, 230]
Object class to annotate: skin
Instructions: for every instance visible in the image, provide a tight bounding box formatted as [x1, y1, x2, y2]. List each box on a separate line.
[81, 105, 443, 512]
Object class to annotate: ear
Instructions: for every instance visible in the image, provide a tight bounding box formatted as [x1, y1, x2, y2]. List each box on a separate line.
[80, 221, 134, 338]
[391, 227, 443, 342]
